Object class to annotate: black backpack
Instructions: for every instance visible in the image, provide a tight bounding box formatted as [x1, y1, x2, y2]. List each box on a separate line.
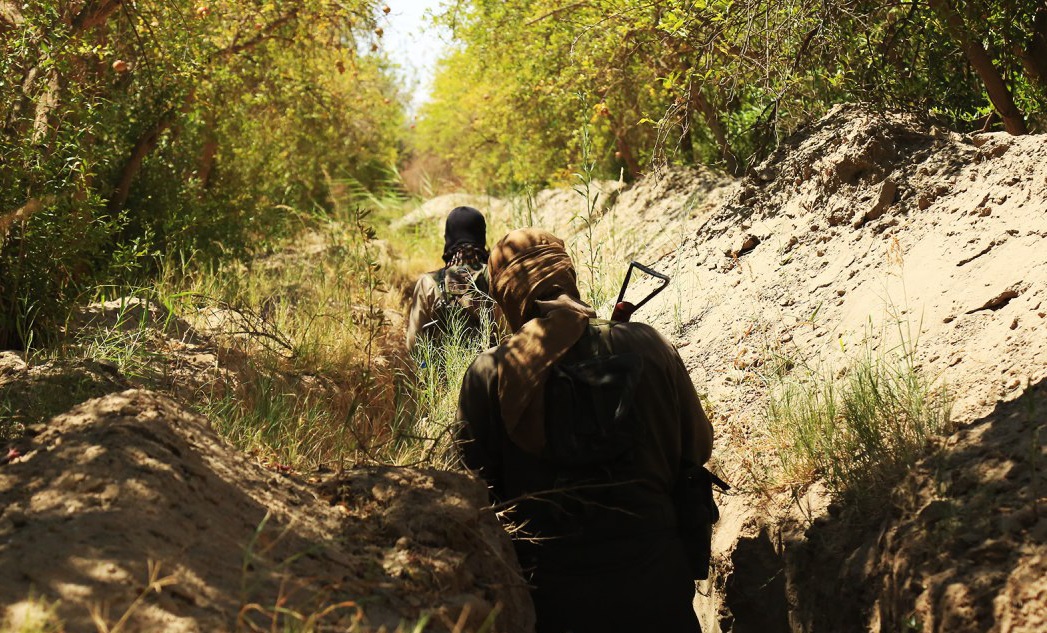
[542, 321, 726, 580]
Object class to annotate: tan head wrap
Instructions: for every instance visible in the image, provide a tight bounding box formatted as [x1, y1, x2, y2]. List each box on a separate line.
[488, 229, 597, 454]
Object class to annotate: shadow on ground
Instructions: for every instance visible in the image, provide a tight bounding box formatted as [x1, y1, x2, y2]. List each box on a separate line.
[712, 379, 1047, 633]
[775, 378, 1047, 633]
[0, 390, 534, 633]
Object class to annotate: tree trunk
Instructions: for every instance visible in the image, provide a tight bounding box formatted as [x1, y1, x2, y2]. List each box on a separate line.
[613, 131, 642, 181]
[31, 69, 60, 146]
[107, 111, 176, 212]
[929, 0, 1028, 135]
[0, 1, 23, 27]
[1017, 6, 1047, 90]
[70, 0, 125, 31]
[197, 113, 219, 191]
[0, 198, 46, 244]
[691, 85, 740, 175]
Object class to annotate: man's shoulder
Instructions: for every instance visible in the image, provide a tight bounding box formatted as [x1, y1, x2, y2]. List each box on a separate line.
[600, 320, 674, 355]
[596, 318, 660, 338]
[413, 270, 442, 292]
[460, 346, 501, 392]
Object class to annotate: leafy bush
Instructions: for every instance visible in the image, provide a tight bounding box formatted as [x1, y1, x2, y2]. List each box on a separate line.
[0, 1, 403, 349]
[414, 0, 1047, 191]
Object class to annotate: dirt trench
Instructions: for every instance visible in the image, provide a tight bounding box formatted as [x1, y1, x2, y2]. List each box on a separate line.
[623, 105, 1047, 633]
[389, 104, 1047, 632]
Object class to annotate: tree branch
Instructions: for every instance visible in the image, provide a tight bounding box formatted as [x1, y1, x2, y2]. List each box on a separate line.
[218, 9, 300, 59]
[928, 0, 1027, 135]
[0, 1, 23, 26]
[1, 197, 49, 245]
[71, 0, 125, 31]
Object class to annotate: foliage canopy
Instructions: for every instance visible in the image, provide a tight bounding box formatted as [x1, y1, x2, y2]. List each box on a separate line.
[413, 0, 1047, 191]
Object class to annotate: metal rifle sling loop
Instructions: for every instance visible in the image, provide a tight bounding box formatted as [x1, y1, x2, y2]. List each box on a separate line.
[611, 261, 671, 322]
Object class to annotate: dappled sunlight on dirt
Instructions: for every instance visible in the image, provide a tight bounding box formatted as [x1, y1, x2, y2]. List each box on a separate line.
[0, 390, 532, 632]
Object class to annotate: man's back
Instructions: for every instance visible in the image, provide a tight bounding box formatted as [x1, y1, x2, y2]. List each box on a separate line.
[457, 319, 710, 633]
[405, 262, 492, 353]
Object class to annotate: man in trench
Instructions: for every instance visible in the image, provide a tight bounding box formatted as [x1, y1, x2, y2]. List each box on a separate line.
[406, 205, 494, 354]
[456, 228, 714, 633]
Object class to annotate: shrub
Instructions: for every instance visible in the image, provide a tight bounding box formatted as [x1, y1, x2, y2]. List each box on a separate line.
[767, 340, 951, 507]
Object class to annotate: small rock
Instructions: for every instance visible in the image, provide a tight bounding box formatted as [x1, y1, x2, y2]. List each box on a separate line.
[4, 508, 27, 528]
[816, 249, 825, 257]
[943, 316, 956, 323]
[728, 234, 760, 257]
[96, 358, 120, 373]
[917, 195, 932, 210]
[854, 179, 898, 228]
[0, 351, 27, 376]
[836, 289, 846, 297]
[1031, 518, 1047, 542]
[1010, 317, 1019, 330]
[984, 143, 1010, 159]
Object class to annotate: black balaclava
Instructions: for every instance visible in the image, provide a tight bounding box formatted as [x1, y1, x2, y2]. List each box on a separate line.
[442, 206, 488, 263]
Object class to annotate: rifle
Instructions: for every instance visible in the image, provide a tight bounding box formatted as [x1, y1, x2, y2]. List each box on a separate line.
[610, 261, 670, 322]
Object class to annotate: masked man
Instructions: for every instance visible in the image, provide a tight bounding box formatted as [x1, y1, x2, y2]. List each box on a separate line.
[456, 229, 714, 633]
[406, 206, 494, 354]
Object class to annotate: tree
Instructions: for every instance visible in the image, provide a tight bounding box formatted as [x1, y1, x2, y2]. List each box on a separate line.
[414, 0, 1046, 191]
[0, 0, 404, 348]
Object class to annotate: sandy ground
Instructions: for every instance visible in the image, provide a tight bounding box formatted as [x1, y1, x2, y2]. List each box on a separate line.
[0, 389, 533, 632]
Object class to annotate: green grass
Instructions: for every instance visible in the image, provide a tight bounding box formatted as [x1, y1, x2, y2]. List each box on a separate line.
[4, 160, 639, 475]
[398, 308, 499, 469]
[766, 336, 951, 508]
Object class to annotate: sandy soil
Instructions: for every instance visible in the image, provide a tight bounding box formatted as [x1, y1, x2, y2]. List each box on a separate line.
[392, 105, 1046, 632]
[0, 390, 532, 632]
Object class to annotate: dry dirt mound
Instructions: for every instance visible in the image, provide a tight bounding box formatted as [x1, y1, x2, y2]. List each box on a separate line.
[391, 193, 516, 231]
[0, 390, 532, 633]
[392, 168, 732, 270]
[615, 104, 1047, 631]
